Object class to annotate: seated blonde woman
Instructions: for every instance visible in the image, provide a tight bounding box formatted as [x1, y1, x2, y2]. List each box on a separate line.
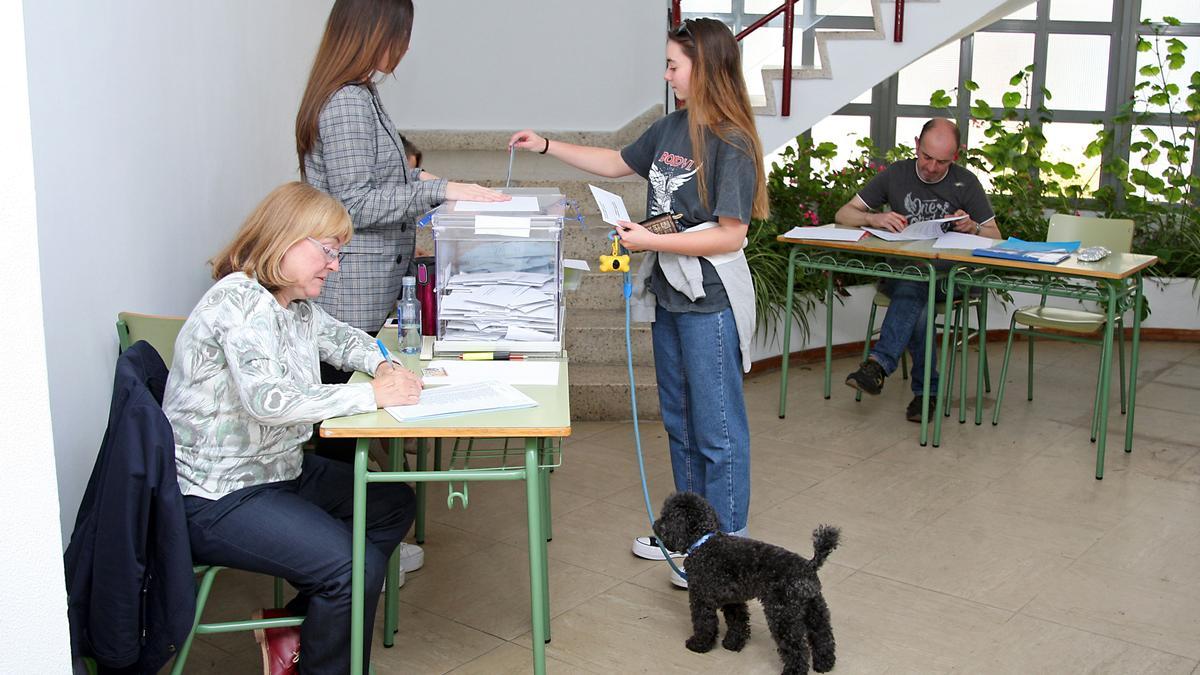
[163, 181, 421, 673]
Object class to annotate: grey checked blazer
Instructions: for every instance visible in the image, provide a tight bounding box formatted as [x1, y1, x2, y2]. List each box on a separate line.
[305, 83, 447, 332]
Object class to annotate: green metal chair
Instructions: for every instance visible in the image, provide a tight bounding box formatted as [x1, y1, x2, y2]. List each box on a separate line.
[991, 214, 1136, 438]
[115, 312, 298, 673]
[857, 288, 991, 416]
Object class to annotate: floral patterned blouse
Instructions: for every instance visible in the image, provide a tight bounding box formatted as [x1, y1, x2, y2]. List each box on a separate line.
[164, 272, 385, 499]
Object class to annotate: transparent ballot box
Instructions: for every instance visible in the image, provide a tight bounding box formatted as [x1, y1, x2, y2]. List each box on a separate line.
[431, 188, 565, 356]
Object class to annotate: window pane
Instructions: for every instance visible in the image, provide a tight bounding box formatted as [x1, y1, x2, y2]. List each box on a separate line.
[898, 41, 960, 105]
[816, 0, 873, 16]
[1004, 4, 1038, 20]
[850, 85, 872, 105]
[681, 0, 732, 12]
[1130, 124, 1194, 200]
[965, 119, 1025, 192]
[1041, 122, 1105, 194]
[1141, 0, 1200, 23]
[808, 115, 873, 170]
[970, 32, 1036, 110]
[895, 117, 929, 156]
[740, 27, 782, 99]
[1044, 34, 1110, 111]
[1135, 36, 1200, 114]
[1050, 0, 1113, 22]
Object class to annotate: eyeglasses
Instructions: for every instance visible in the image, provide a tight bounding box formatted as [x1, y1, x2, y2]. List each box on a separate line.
[672, 19, 692, 39]
[306, 237, 344, 264]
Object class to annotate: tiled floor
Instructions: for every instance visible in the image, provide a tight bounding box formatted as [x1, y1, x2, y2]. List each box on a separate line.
[178, 341, 1200, 674]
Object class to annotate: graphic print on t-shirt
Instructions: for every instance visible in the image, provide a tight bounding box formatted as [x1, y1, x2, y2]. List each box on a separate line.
[903, 192, 953, 222]
[649, 158, 699, 216]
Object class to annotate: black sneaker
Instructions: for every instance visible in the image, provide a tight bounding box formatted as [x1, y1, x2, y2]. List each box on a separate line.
[906, 395, 936, 422]
[845, 360, 886, 395]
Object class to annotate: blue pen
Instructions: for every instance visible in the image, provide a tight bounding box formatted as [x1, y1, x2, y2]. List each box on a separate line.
[375, 338, 395, 366]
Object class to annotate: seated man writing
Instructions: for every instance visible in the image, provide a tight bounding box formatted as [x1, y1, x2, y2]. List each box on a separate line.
[834, 118, 1002, 421]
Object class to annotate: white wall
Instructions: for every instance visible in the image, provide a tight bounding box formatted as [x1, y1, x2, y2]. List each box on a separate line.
[24, 0, 335, 546]
[0, 1, 73, 670]
[386, 0, 664, 131]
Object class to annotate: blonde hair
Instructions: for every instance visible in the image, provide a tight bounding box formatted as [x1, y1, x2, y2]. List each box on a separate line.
[670, 18, 769, 220]
[296, 0, 415, 178]
[210, 182, 352, 290]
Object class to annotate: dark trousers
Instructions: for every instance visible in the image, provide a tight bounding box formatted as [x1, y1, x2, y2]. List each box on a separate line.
[184, 454, 414, 675]
[315, 362, 358, 462]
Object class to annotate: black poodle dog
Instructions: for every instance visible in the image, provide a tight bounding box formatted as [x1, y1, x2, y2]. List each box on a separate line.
[653, 491, 840, 675]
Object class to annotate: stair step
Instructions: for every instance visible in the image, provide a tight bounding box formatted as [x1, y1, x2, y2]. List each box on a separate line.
[564, 308, 655, 366]
[566, 267, 648, 310]
[569, 364, 660, 421]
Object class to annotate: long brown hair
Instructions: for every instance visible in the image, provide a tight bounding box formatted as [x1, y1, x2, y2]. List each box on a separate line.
[210, 182, 352, 290]
[670, 18, 769, 220]
[296, 0, 414, 178]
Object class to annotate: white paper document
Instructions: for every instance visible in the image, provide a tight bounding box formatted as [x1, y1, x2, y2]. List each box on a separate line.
[474, 215, 531, 237]
[864, 215, 969, 241]
[385, 380, 537, 422]
[422, 360, 561, 386]
[933, 232, 997, 249]
[453, 196, 541, 212]
[782, 224, 866, 242]
[588, 184, 631, 226]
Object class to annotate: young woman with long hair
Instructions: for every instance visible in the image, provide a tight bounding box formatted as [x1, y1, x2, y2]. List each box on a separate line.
[296, 0, 507, 335]
[296, 0, 507, 469]
[509, 17, 767, 586]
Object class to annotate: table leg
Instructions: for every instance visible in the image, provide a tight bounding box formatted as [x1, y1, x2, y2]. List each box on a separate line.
[351, 438, 369, 674]
[932, 268, 958, 447]
[779, 247, 798, 418]
[1124, 274, 1144, 453]
[958, 282, 970, 425]
[1094, 282, 1118, 479]
[384, 440, 402, 644]
[415, 438, 427, 544]
[525, 438, 549, 674]
[540, 439, 553, 542]
[974, 291, 988, 425]
[824, 270, 834, 400]
[919, 265, 936, 446]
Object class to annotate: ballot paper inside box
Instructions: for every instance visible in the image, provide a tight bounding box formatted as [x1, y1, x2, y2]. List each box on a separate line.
[431, 188, 566, 356]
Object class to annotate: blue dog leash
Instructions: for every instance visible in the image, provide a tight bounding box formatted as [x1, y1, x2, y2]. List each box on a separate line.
[616, 231, 688, 581]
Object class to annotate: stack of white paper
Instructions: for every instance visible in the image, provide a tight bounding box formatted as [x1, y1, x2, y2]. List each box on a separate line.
[438, 271, 558, 342]
[385, 380, 538, 422]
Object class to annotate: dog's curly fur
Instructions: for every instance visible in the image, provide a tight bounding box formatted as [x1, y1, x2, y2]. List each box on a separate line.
[653, 491, 840, 675]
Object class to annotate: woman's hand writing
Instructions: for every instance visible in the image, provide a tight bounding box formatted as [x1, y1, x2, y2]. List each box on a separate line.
[371, 363, 423, 407]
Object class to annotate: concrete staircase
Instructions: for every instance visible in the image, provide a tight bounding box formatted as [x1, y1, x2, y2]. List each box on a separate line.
[411, 119, 662, 420]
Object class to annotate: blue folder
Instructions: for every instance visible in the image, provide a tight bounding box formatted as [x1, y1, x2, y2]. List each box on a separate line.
[972, 237, 1081, 264]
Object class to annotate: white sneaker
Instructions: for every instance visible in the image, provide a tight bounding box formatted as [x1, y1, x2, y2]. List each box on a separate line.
[399, 542, 424, 572]
[668, 564, 688, 589]
[632, 536, 685, 561]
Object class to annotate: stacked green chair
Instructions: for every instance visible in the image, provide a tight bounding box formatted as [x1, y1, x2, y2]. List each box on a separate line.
[115, 312, 299, 673]
[991, 214, 1136, 438]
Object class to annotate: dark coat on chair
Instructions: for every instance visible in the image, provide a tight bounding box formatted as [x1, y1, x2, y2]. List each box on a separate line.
[64, 341, 195, 673]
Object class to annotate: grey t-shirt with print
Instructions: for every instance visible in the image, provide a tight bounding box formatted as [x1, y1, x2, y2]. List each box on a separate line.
[620, 109, 758, 313]
[857, 158, 995, 226]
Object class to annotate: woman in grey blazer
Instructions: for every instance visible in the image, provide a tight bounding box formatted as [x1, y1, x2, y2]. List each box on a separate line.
[296, 0, 506, 335]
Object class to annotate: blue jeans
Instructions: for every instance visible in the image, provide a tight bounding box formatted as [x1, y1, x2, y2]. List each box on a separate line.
[184, 453, 415, 675]
[870, 278, 947, 395]
[652, 305, 750, 533]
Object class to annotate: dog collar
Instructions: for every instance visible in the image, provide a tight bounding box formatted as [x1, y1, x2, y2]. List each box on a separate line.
[687, 532, 716, 556]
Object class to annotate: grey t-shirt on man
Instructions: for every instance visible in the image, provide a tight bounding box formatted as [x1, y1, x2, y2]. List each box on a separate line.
[620, 109, 758, 313]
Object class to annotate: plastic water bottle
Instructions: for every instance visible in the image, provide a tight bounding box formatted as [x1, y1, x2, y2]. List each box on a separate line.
[398, 276, 422, 355]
